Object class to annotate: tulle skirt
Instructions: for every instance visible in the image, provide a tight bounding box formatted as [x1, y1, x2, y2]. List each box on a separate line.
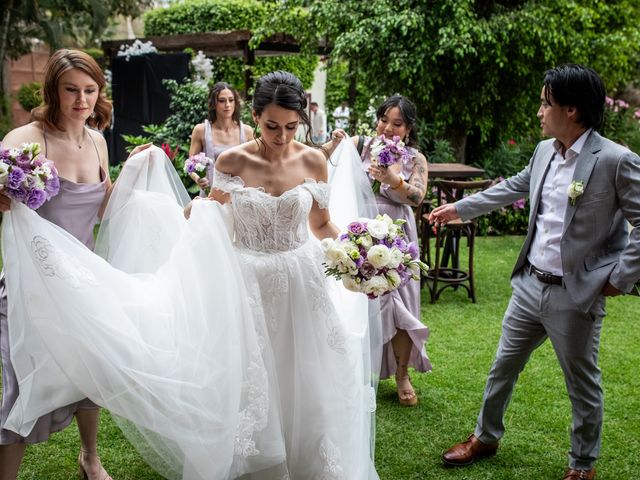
[0, 142, 380, 479]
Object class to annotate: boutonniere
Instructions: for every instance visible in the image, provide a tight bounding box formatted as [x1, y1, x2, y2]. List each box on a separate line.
[567, 180, 584, 206]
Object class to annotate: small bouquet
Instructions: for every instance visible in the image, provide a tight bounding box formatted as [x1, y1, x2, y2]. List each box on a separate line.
[369, 135, 412, 194]
[322, 214, 429, 298]
[184, 152, 213, 193]
[0, 142, 60, 209]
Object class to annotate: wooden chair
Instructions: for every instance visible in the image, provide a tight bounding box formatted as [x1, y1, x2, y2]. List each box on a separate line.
[415, 200, 432, 277]
[423, 179, 493, 303]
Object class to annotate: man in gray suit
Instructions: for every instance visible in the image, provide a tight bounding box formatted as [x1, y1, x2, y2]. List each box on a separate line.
[430, 64, 640, 480]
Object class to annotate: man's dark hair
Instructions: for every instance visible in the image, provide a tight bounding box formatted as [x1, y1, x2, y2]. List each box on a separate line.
[543, 64, 606, 131]
[310, 101, 319, 107]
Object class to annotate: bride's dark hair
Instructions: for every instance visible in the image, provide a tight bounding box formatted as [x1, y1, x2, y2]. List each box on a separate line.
[252, 71, 311, 143]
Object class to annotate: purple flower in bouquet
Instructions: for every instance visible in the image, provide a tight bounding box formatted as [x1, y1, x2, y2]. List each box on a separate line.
[347, 221, 367, 235]
[0, 142, 59, 209]
[368, 135, 412, 194]
[406, 242, 419, 260]
[16, 152, 32, 169]
[26, 188, 47, 209]
[44, 175, 60, 197]
[322, 213, 428, 298]
[392, 235, 407, 251]
[7, 167, 25, 189]
[8, 185, 28, 202]
[359, 261, 376, 280]
[184, 152, 213, 192]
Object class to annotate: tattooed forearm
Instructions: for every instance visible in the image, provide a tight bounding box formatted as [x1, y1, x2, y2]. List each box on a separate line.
[404, 184, 424, 206]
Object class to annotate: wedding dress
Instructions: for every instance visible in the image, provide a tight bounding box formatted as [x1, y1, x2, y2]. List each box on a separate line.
[1, 140, 380, 479]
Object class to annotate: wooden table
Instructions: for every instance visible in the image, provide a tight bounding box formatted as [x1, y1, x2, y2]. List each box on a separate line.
[423, 163, 486, 279]
[428, 163, 485, 179]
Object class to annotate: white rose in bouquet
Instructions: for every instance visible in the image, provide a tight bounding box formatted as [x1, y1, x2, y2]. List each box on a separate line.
[363, 275, 390, 297]
[341, 274, 362, 292]
[367, 219, 389, 239]
[367, 244, 391, 269]
[387, 247, 405, 269]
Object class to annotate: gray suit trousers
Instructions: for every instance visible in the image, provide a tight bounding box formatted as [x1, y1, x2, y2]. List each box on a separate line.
[474, 268, 605, 470]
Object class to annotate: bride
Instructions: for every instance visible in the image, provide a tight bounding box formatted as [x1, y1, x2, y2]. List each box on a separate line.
[1, 71, 380, 479]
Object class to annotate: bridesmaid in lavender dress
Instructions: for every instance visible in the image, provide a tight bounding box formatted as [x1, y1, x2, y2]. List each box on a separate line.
[0, 49, 147, 480]
[188, 82, 254, 195]
[324, 95, 431, 406]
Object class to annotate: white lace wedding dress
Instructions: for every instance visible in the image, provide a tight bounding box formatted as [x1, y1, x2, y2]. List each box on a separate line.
[1, 141, 380, 479]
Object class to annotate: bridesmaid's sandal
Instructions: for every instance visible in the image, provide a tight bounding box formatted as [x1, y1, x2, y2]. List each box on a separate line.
[395, 366, 418, 407]
[78, 449, 113, 480]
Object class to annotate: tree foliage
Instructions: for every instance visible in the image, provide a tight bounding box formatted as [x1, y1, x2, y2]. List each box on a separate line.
[305, 0, 640, 161]
[0, 0, 153, 133]
[143, 0, 318, 91]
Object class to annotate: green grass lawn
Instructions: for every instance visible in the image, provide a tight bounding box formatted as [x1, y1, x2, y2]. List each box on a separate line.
[5, 236, 640, 479]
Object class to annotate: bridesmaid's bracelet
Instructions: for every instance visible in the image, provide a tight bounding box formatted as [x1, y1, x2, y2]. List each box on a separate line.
[390, 176, 404, 190]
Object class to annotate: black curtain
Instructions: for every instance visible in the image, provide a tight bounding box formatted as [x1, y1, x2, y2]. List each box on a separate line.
[109, 52, 190, 164]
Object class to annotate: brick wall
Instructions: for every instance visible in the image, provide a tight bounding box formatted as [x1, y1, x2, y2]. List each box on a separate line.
[8, 43, 49, 127]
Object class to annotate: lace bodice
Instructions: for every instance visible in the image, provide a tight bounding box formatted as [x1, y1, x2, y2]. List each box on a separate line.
[213, 170, 330, 253]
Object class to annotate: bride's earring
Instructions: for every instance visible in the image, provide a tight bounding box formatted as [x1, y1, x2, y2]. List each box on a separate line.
[90, 111, 96, 119]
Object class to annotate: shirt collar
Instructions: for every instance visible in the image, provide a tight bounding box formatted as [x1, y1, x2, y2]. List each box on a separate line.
[553, 128, 592, 160]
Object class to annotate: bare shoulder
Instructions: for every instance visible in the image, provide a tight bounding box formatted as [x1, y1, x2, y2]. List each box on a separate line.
[88, 128, 109, 167]
[191, 122, 205, 135]
[2, 122, 44, 148]
[242, 124, 255, 141]
[215, 141, 253, 175]
[300, 143, 328, 181]
[87, 128, 107, 149]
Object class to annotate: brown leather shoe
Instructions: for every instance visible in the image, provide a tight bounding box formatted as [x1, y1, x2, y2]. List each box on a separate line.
[442, 434, 499, 466]
[563, 468, 596, 479]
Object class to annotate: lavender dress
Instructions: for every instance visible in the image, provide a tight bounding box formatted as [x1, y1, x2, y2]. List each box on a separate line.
[199, 119, 246, 196]
[361, 137, 432, 379]
[0, 130, 106, 444]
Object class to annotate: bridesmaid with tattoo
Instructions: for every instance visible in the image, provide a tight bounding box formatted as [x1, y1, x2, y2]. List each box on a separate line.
[325, 95, 431, 406]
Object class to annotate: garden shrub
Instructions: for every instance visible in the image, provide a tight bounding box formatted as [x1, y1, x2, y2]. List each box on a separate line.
[16, 82, 42, 113]
[601, 96, 640, 154]
[122, 79, 211, 194]
[144, 0, 317, 90]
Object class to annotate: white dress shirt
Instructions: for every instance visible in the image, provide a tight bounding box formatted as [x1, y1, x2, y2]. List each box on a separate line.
[527, 129, 591, 275]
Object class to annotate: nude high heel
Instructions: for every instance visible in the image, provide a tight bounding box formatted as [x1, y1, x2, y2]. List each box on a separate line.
[78, 449, 113, 480]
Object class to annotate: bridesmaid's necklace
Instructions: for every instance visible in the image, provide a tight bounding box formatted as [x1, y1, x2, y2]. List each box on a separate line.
[75, 128, 86, 149]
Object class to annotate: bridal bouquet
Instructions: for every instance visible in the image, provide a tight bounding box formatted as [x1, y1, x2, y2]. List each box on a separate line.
[0, 142, 59, 209]
[322, 214, 428, 298]
[184, 152, 213, 193]
[369, 135, 412, 194]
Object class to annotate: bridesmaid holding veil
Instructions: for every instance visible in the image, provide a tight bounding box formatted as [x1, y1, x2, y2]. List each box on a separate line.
[324, 95, 431, 407]
[0, 49, 118, 480]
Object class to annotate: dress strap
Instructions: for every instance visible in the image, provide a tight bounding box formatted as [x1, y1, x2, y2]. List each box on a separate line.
[42, 124, 48, 156]
[239, 121, 245, 143]
[86, 127, 101, 165]
[204, 120, 216, 158]
[85, 127, 105, 181]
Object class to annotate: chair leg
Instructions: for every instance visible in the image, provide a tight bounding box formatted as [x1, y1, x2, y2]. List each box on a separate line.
[430, 225, 443, 303]
[468, 224, 477, 303]
[420, 218, 431, 289]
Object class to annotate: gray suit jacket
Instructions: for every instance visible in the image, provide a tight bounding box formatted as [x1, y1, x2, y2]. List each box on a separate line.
[456, 130, 640, 312]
